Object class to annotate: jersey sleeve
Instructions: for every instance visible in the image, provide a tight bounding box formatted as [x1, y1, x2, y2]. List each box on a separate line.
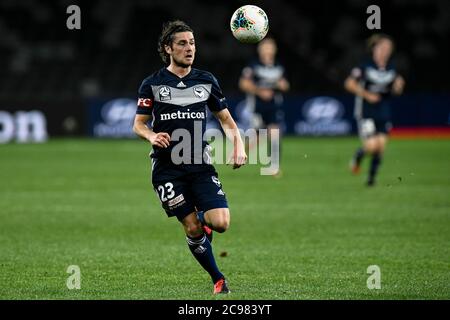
[207, 74, 228, 112]
[136, 79, 154, 115]
[349, 64, 364, 80]
[241, 64, 254, 79]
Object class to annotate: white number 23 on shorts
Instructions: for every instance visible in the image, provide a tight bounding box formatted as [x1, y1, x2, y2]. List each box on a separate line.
[156, 182, 175, 202]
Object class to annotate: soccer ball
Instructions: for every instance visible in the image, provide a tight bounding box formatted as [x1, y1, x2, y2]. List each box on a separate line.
[230, 5, 269, 44]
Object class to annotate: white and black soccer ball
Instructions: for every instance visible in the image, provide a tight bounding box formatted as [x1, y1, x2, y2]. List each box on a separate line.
[230, 5, 269, 44]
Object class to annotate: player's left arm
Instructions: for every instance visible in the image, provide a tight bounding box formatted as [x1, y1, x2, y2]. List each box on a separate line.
[213, 109, 247, 169]
[277, 78, 290, 92]
[276, 66, 290, 92]
[276, 70, 290, 92]
[208, 73, 247, 169]
[392, 75, 405, 95]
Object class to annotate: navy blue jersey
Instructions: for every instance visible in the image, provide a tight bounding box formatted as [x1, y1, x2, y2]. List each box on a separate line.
[350, 59, 398, 121]
[241, 59, 286, 107]
[136, 68, 228, 167]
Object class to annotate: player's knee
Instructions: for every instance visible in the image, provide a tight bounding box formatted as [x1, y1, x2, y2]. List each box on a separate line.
[364, 142, 377, 154]
[185, 221, 203, 237]
[215, 223, 229, 233]
[214, 214, 230, 233]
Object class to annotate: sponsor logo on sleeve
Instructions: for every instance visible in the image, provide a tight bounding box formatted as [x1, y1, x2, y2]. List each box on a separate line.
[137, 98, 153, 108]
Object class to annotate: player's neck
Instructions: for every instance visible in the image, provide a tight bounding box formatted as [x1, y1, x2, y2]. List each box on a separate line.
[167, 64, 191, 78]
[373, 57, 387, 69]
[260, 57, 274, 66]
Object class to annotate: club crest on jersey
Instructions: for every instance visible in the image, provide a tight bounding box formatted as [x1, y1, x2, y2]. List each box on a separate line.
[193, 86, 206, 99]
[159, 86, 171, 101]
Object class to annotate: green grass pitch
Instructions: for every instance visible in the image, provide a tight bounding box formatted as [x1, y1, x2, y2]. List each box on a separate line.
[0, 137, 449, 299]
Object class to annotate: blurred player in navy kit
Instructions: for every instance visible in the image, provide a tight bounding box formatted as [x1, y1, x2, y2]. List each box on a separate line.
[133, 21, 247, 294]
[239, 37, 290, 176]
[345, 34, 405, 186]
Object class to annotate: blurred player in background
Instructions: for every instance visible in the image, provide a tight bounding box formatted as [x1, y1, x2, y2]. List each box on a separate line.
[133, 21, 247, 294]
[345, 34, 405, 186]
[239, 37, 290, 176]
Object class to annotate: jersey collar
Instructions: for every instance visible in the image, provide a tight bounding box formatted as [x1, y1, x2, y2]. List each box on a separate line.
[164, 67, 193, 80]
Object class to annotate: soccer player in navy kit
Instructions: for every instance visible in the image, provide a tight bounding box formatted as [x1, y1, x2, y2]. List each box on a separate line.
[345, 34, 405, 186]
[239, 37, 289, 176]
[133, 21, 247, 294]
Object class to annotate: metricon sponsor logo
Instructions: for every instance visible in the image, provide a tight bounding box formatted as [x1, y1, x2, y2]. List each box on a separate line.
[160, 110, 206, 121]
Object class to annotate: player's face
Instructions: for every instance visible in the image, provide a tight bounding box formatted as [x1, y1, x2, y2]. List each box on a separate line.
[167, 32, 195, 68]
[373, 38, 393, 64]
[258, 39, 277, 64]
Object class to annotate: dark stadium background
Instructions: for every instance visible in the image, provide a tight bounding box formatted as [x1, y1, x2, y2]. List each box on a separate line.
[0, 0, 449, 138]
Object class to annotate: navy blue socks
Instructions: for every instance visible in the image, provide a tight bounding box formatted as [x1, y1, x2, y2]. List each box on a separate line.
[368, 152, 382, 185]
[186, 234, 223, 283]
[354, 147, 365, 166]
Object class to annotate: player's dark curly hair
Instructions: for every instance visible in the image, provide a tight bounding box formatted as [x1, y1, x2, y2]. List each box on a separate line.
[158, 20, 194, 64]
[367, 33, 395, 53]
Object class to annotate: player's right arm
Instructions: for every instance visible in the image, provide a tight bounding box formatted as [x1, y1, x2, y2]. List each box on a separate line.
[133, 115, 170, 148]
[344, 67, 381, 104]
[134, 78, 171, 148]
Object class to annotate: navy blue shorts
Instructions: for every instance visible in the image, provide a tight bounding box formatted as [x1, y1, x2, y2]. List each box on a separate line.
[255, 100, 283, 126]
[151, 163, 228, 221]
[357, 118, 391, 139]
